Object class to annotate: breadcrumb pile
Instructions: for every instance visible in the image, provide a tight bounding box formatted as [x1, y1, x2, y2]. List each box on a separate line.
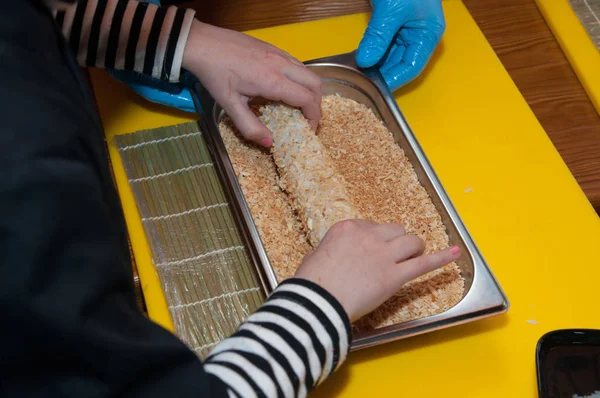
[219, 95, 464, 331]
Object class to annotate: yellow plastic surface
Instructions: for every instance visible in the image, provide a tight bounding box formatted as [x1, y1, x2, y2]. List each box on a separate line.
[90, 1, 600, 396]
[91, 75, 195, 332]
[535, 0, 600, 115]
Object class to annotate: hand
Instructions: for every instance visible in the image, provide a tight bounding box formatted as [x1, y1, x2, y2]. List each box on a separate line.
[183, 20, 322, 147]
[356, 0, 446, 91]
[295, 220, 460, 322]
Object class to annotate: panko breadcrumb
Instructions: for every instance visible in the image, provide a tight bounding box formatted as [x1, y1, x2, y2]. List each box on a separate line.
[219, 95, 465, 331]
[318, 95, 464, 331]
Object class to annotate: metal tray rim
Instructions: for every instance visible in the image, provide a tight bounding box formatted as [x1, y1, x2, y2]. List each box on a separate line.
[190, 51, 509, 351]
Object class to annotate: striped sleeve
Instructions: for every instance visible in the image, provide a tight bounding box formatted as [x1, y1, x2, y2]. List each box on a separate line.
[53, 0, 195, 82]
[205, 278, 352, 398]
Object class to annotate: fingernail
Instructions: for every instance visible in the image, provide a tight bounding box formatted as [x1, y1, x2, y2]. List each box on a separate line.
[260, 137, 273, 147]
[450, 246, 460, 256]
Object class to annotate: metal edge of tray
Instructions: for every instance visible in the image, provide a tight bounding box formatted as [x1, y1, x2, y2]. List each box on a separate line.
[191, 91, 279, 296]
[190, 51, 509, 351]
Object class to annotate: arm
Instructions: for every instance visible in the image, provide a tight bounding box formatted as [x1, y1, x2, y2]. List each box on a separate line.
[204, 279, 351, 397]
[1, 6, 348, 397]
[53, 0, 195, 82]
[0, 4, 348, 397]
[1, 2, 458, 397]
[52, 0, 323, 146]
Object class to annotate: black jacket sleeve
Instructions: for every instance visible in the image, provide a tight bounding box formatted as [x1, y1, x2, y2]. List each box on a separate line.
[0, 3, 351, 397]
[0, 2, 211, 397]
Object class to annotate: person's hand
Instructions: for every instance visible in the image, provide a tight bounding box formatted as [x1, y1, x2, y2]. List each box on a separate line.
[182, 20, 322, 147]
[295, 220, 460, 322]
[356, 0, 446, 91]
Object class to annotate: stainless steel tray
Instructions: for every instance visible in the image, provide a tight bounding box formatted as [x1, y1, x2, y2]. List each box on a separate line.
[190, 51, 509, 350]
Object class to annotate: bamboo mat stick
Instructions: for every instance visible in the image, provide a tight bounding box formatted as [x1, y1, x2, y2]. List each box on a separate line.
[115, 122, 266, 358]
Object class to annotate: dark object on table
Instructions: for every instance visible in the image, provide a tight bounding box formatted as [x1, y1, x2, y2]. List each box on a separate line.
[537, 329, 600, 398]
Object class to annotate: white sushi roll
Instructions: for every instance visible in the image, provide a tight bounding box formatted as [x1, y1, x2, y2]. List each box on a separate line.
[260, 104, 362, 247]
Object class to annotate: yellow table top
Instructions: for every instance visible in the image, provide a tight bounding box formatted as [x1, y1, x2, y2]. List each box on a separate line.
[90, 1, 600, 396]
[535, 0, 600, 115]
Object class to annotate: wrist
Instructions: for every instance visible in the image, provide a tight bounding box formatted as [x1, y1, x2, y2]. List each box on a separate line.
[281, 278, 352, 330]
[181, 19, 210, 75]
[276, 278, 352, 346]
[269, 278, 353, 376]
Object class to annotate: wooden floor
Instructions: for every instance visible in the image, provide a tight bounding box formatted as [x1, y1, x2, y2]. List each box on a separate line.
[463, 0, 600, 211]
[178, 0, 600, 211]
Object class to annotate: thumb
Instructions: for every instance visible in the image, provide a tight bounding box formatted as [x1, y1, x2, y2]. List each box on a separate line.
[356, 8, 407, 68]
[223, 97, 273, 147]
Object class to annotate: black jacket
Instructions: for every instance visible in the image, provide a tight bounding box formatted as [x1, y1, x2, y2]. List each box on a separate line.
[0, 2, 351, 397]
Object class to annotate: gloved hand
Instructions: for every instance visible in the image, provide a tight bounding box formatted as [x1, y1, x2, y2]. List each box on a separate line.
[356, 0, 446, 91]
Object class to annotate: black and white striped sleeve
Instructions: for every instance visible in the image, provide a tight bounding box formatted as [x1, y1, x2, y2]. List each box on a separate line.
[205, 278, 352, 398]
[52, 0, 195, 82]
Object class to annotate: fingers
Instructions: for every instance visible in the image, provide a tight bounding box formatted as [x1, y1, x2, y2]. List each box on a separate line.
[276, 48, 305, 67]
[320, 219, 375, 246]
[283, 66, 322, 130]
[330, 219, 377, 237]
[248, 43, 321, 128]
[381, 42, 428, 91]
[258, 41, 305, 67]
[283, 65, 322, 97]
[223, 96, 273, 146]
[392, 246, 461, 286]
[345, 219, 378, 228]
[388, 234, 425, 263]
[262, 77, 321, 131]
[372, 222, 406, 241]
[356, 8, 408, 68]
[381, 29, 443, 91]
[235, 44, 321, 130]
[330, 220, 405, 243]
[380, 42, 406, 73]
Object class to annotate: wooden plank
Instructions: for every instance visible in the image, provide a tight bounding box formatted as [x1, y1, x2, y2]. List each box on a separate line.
[177, 0, 370, 32]
[462, 0, 600, 211]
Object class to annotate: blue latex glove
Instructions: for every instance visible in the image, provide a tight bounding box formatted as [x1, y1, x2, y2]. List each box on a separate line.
[131, 84, 196, 113]
[108, 69, 197, 113]
[356, 0, 446, 91]
[107, 0, 196, 113]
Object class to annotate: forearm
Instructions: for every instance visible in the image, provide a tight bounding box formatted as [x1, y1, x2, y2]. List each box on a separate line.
[205, 278, 352, 397]
[53, 0, 195, 82]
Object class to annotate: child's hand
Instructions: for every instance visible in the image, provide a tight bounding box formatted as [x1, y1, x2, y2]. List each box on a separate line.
[295, 220, 460, 322]
[182, 20, 322, 147]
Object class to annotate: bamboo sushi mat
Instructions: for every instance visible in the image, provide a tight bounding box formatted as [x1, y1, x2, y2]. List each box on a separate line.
[570, 0, 600, 49]
[115, 122, 266, 359]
